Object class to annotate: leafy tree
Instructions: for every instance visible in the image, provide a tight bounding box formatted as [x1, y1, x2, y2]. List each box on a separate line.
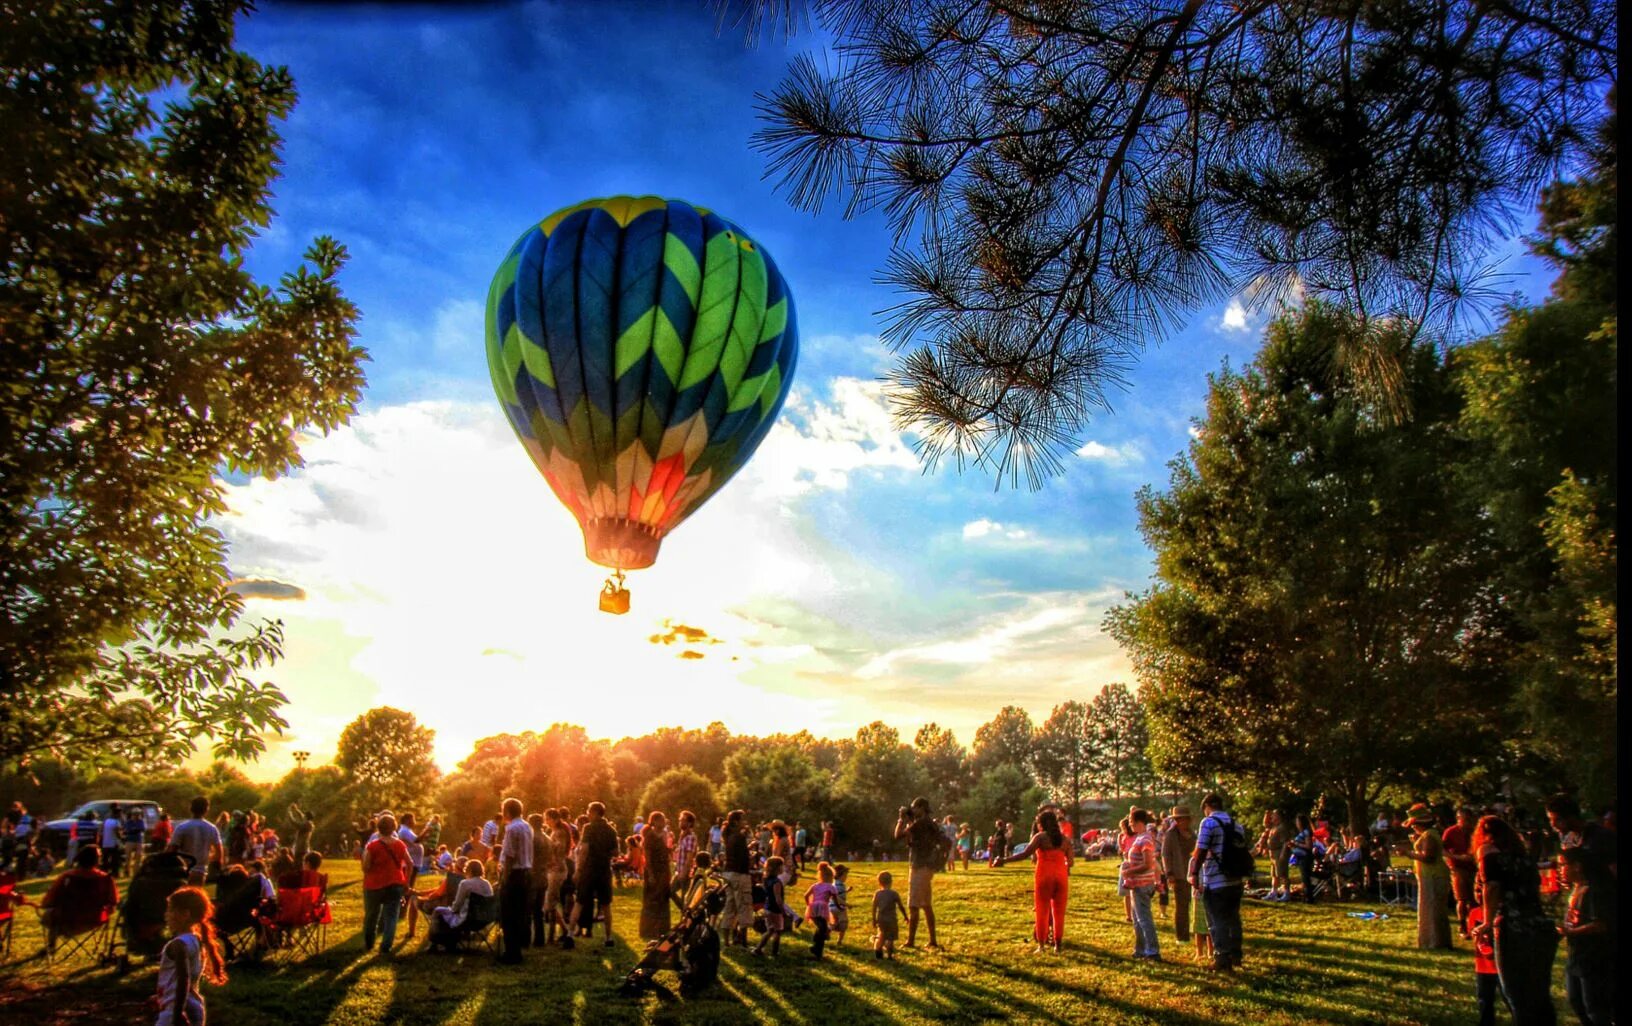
[1032, 700, 1094, 816]
[334, 707, 440, 816]
[744, 0, 1613, 483]
[613, 722, 739, 782]
[433, 732, 533, 836]
[638, 765, 725, 836]
[193, 760, 268, 815]
[508, 724, 616, 818]
[262, 764, 349, 851]
[0, 1, 366, 768]
[1455, 109, 1618, 804]
[970, 705, 1035, 775]
[912, 723, 969, 810]
[832, 722, 929, 847]
[1088, 684, 1153, 801]
[1107, 304, 1502, 833]
[722, 745, 832, 827]
[957, 764, 1049, 836]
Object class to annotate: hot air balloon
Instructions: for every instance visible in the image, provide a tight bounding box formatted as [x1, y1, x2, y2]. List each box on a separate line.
[484, 196, 798, 611]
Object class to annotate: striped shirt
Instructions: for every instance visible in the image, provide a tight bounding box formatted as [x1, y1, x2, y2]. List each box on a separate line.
[1121, 832, 1160, 889]
[675, 830, 698, 880]
[500, 818, 533, 872]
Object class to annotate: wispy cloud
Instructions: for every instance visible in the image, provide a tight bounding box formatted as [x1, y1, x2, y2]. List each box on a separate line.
[1075, 440, 1142, 465]
[962, 519, 1031, 542]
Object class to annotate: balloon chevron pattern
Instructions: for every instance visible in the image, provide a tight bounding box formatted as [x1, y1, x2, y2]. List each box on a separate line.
[485, 196, 799, 570]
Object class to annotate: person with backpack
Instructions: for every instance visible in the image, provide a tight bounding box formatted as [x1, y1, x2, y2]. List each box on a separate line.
[1189, 792, 1252, 971]
[894, 797, 944, 949]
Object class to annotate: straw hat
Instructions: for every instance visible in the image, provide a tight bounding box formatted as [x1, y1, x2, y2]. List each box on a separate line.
[1402, 803, 1437, 827]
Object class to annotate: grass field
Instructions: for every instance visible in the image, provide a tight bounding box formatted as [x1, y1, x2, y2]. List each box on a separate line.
[1, 857, 1570, 1025]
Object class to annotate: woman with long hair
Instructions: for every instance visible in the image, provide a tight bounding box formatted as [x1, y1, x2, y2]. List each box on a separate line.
[1029, 810, 1073, 953]
[1404, 804, 1452, 949]
[1472, 815, 1557, 1025]
[152, 887, 227, 1026]
[639, 811, 672, 941]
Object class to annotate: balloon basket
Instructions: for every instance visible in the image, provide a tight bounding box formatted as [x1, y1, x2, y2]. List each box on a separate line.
[599, 571, 630, 615]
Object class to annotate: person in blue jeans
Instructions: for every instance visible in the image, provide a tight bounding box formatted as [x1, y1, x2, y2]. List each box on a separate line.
[1189, 793, 1245, 972]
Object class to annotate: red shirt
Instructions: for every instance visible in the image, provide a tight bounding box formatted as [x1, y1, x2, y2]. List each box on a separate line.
[362, 837, 410, 890]
[1442, 824, 1473, 872]
[150, 819, 173, 846]
[1467, 906, 1496, 974]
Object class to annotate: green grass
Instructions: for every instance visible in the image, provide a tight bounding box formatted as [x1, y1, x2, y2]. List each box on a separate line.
[1, 858, 1570, 1025]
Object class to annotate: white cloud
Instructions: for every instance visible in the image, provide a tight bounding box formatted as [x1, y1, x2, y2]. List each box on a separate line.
[750, 377, 918, 500]
[962, 518, 1031, 542]
[1075, 439, 1140, 465]
[1220, 299, 1250, 333]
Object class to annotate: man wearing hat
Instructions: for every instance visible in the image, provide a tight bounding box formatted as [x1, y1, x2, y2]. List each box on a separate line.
[1161, 806, 1196, 943]
[1404, 803, 1452, 949]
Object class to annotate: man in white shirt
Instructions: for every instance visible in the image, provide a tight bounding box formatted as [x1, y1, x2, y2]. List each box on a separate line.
[496, 797, 533, 965]
[168, 796, 224, 884]
[481, 815, 501, 849]
[101, 807, 124, 875]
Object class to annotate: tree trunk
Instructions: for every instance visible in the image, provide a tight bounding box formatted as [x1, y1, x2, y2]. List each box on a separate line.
[1345, 781, 1371, 837]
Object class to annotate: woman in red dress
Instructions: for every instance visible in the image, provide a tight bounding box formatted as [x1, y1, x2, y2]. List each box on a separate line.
[1029, 810, 1074, 953]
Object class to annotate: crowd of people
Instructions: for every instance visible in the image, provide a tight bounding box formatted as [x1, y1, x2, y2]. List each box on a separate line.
[3, 788, 1618, 1026]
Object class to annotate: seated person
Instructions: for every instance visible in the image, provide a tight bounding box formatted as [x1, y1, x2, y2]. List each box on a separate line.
[212, 865, 264, 935]
[41, 846, 119, 934]
[277, 851, 326, 892]
[246, 859, 276, 904]
[427, 860, 493, 949]
[434, 845, 453, 871]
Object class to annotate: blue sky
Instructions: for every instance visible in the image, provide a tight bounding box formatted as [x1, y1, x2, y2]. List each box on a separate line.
[217, 0, 1559, 774]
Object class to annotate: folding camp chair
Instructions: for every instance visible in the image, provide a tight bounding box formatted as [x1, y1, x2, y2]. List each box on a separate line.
[260, 885, 331, 960]
[42, 874, 117, 959]
[113, 852, 191, 971]
[450, 892, 498, 954]
[213, 874, 267, 963]
[0, 871, 24, 961]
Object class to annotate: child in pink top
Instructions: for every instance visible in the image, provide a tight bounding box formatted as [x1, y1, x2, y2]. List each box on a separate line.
[804, 862, 838, 959]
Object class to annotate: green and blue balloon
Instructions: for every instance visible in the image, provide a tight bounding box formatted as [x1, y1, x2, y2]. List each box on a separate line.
[485, 196, 798, 571]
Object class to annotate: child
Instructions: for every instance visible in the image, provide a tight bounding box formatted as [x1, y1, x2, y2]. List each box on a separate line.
[1557, 847, 1614, 1026]
[831, 864, 850, 945]
[1466, 880, 1499, 1026]
[752, 856, 786, 957]
[872, 871, 904, 959]
[152, 887, 227, 1026]
[804, 861, 838, 959]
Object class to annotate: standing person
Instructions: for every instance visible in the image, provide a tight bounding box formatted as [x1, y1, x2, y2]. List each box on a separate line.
[751, 855, 786, 958]
[671, 810, 698, 904]
[1028, 810, 1073, 954]
[481, 812, 501, 851]
[793, 823, 808, 871]
[820, 820, 836, 862]
[941, 816, 959, 873]
[895, 797, 942, 949]
[571, 801, 619, 949]
[831, 864, 851, 945]
[1468, 880, 1501, 1026]
[1288, 813, 1317, 902]
[990, 819, 1009, 866]
[1443, 806, 1480, 936]
[496, 797, 532, 965]
[640, 810, 672, 941]
[709, 818, 724, 861]
[527, 813, 550, 947]
[360, 812, 412, 957]
[1259, 810, 1292, 901]
[718, 809, 754, 947]
[1555, 847, 1615, 1026]
[872, 870, 904, 959]
[167, 797, 224, 885]
[1546, 794, 1618, 892]
[122, 805, 146, 876]
[1162, 806, 1196, 945]
[1473, 814, 1557, 1025]
[956, 823, 973, 870]
[152, 888, 227, 1026]
[1190, 793, 1248, 972]
[100, 805, 125, 878]
[1405, 804, 1452, 949]
[1121, 808, 1161, 960]
[539, 809, 571, 946]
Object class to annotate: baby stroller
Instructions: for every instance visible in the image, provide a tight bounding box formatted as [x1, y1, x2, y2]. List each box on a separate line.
[114, 851, 192, 971]
[620, 873, 726, 997]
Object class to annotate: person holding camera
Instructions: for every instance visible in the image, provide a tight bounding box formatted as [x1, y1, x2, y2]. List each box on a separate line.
[894, 797, 943, 949]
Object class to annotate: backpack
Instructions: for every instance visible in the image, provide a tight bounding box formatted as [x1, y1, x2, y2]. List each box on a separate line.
[1214, 815, 1256, 879]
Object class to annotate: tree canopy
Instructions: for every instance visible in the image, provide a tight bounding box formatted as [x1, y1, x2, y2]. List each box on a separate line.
[0, 0, 366, 769]
[1107, 304, 1501, 831]
[745, 0, 1615, 484]
[335, 707, 440, 816]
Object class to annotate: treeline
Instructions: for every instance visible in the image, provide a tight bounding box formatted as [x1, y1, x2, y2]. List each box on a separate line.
[0, 686, 1175, 853]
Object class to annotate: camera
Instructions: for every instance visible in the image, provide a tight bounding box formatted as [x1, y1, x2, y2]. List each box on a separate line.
[898, 806, 913, 821]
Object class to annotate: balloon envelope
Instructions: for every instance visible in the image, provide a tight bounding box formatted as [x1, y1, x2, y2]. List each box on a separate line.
[485, 196, 798, 570]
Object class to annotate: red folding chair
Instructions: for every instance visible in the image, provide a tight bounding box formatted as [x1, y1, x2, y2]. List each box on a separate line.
[0, 871, 26, 961]
[259, 885, 331, 960]
[40, 872, 117, 964]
